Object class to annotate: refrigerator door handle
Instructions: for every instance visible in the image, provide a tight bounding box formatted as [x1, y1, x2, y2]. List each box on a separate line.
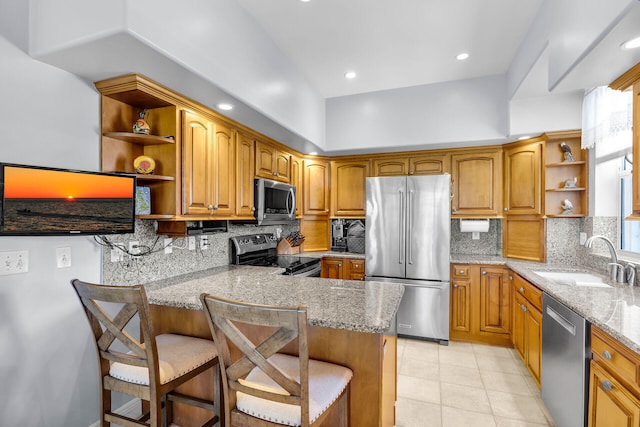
[399, 188, 405, 264]
[408, 189, 414, 265]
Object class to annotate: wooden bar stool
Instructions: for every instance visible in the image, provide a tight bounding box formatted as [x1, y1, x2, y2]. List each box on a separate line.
[71, 279, 222, 427]
[199, 293, 352, 427]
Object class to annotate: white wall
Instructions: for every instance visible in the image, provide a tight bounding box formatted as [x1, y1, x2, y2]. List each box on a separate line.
[326, 75, 508, 154]
[0, 30, 105, 427]
[509, 92, 583, 136]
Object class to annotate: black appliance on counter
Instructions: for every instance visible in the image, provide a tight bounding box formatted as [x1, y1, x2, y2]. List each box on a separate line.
[229, 233, 321, 277]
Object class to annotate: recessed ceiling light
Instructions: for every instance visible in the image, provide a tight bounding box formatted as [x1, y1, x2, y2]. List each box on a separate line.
[456, 53, 469, 61]
[300, 0, 311, 2]
[621, 36, 640, 50]
[518, 135, 532, 140]
[345, 71, 357, 79]
[308, 151, 318, 155]
[217, 103, 233, 111]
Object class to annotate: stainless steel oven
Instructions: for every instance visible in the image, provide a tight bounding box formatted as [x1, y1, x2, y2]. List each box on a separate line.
[229, 234, 320, 277]
[254, 178, 296, 225]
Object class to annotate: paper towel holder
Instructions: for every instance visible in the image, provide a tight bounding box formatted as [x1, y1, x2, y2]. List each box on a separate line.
[459, 219, 490, 239]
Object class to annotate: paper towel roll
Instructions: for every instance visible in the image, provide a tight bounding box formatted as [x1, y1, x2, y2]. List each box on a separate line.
[459, 219, 490, 233]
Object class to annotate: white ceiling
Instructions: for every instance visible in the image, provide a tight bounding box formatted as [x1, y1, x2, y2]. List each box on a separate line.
[234, 0, 545, 99]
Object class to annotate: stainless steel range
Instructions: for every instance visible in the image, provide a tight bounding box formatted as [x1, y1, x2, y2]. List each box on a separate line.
[229, 233, 321, 277]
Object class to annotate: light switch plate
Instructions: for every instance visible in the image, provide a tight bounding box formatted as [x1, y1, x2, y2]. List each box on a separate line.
[188, 236, 196, 250]
[164, 238, 173, 254]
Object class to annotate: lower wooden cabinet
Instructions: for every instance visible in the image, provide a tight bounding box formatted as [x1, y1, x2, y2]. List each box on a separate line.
[321, 257, 365, 280]
[588, 361, 640, 426]
[588, 325, 640, 426]
[511, 272, 542, 387]
[450, 264, 511, 346]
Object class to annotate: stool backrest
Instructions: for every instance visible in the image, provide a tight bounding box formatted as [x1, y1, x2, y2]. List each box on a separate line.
[71, 279, 160, 387]
[199, 294, 309, 425]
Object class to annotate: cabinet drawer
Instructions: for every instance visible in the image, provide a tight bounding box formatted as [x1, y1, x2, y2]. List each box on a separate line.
[452, 264, 470, 279]
[592, 326, 640, 393]
[512, 273, 542, 311]
[348, 259, 365, 273]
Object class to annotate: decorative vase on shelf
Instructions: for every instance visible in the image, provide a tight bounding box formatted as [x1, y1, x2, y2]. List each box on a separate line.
[133, 109, 151, 135]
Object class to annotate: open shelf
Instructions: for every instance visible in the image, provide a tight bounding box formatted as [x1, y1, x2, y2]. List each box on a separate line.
[545, 161, 586, 167]
[545, 187, 586, 192]
[546, 214, 586, 218]
[135, 174, 175, 182]
[103, 132, 175, 145]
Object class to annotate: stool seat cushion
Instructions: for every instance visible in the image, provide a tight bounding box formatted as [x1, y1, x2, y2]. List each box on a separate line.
[236, 353, 353, 426]
[109, 334, 217, 385]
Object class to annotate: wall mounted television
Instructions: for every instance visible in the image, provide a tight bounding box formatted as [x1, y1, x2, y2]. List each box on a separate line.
[0, 163, 136, 236]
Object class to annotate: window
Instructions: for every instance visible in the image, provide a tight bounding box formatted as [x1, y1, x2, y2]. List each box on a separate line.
[620, 154, 640, 253]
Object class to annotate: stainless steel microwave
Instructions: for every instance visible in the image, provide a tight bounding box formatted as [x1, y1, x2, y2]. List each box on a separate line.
[254, 178, 296, 225]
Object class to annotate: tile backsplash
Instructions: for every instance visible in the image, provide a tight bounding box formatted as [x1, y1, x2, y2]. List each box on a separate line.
[102, 220, 299, 285]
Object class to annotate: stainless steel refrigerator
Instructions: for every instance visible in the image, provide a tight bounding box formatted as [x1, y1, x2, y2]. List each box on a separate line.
[365, 174, 451, 343]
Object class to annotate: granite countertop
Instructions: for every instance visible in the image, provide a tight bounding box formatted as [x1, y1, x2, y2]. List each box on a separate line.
[303, 251, 366, 260]
[145, 265, 403, 334]
[452, 254, 640, 355]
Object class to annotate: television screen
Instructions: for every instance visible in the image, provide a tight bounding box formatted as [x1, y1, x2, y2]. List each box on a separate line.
[0, 163, 136, 236]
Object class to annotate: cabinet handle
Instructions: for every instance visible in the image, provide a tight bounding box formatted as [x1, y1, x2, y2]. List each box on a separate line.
[601, 380, 613, 391]
[459, 270, 465, 274]
[504, 207, 508, 211]
[602, 350, 613, 360]
[354, 264, 359, 268]
[208, 205, 213, 210]
[273, 171, 278, 176]
[482, 271, 487, 275]
[452, 208, 457, 213]
[509, 276, 513, 280]
[453, 284, 459, 288]
[251, 206, 255, 212]
[521, 304, 527, 312]
[519, 287, 525, 293]
[326, 209, 330, 212]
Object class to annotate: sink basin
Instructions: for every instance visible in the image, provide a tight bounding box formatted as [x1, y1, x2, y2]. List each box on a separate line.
[533, 270, 611, 288]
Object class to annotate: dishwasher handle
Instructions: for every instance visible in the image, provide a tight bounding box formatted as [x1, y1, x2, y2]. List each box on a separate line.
[546, 305, 576, 336]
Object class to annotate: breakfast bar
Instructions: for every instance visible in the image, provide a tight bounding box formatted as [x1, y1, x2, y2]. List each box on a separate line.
[144, 265, 404, 427]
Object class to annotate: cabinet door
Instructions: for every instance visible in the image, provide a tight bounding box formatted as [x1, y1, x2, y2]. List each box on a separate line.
[321, 258, 343, 278]
[504, 142, 541, 215]
[525, 303, 542, 386]
[303, 159, 330, 216]
[373, 158, 409, 176]
[331, 160, 369, 217]
[211, 121, 235, 216]
[588, 361, 640, 427]
[513, 287, 526, 361]
[300, 217, 330, 251]
[255, 140, 277, 180]
[410, 153, 450, 175]
[451, 149, 502, 217]
[236, 133, 255, 218]
[479, 267, 511, 335]
[290, 154, 303, 217]
[182, 111, 214, 215]
[450, 279, 471, 333]
[275, 150, 291, 183]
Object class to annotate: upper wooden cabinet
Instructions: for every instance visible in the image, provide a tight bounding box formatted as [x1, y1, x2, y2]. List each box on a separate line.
[182, 112, 235, 217]
[255, 140, 291, 183]
[303, 159, 330, 217]
[503, 140, 542, 216]
[372, 152, 449, 176]
[95, 74, 180, 219]
[451, 148, 502, 217]
[236, 132, 255, 219]
[610, 62, 640, 219]
[331, 159, 370, 217]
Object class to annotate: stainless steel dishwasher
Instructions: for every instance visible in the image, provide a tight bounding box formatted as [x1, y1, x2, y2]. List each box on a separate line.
[541, 293, 590, 427]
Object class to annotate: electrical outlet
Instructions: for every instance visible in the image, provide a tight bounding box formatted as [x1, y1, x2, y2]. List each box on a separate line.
[580, 232, 587, 245]
[56, 247, 71, 268]
[110, 244, 125, 262]
[200, 235, 209, 250]
[164, 238, 173, 254]
[0, 250, 29, 276]
[129, 241, 140, 256]
[188, 236, 196, 251]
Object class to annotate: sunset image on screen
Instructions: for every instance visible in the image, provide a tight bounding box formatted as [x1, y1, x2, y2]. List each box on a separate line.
[4, 166, 133, 199]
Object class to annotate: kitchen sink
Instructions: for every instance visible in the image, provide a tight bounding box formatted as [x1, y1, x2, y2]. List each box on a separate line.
[533, 270, 611, 287]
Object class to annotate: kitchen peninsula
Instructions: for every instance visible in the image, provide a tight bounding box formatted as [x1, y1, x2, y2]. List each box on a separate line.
[145, 265, 403, 427]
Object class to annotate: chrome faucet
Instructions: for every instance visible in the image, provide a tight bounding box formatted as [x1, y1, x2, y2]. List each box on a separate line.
[584, 235, 626, 283]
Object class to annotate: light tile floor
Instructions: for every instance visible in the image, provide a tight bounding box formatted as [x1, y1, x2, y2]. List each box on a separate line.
[395, 338, 556, 427]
